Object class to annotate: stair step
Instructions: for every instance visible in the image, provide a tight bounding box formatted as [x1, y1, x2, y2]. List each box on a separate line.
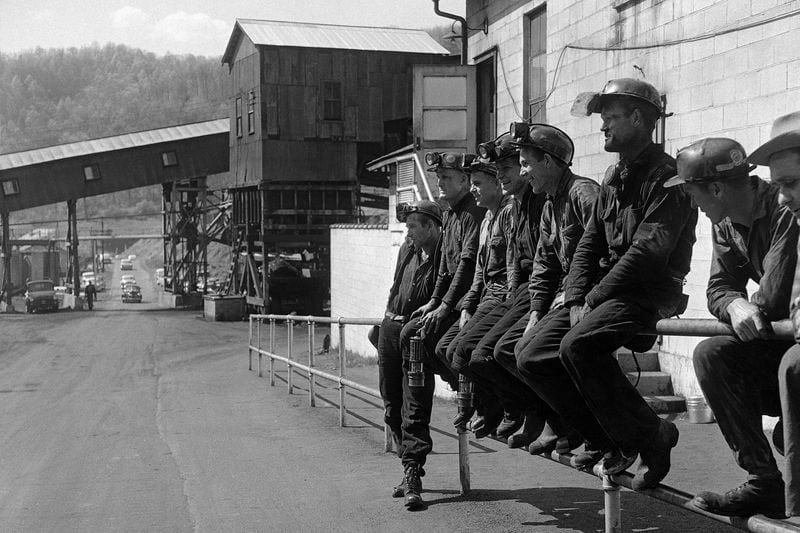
[615, 350, 660, 372]
[643, 395, 686, 414]
[626, 370, 674, 396]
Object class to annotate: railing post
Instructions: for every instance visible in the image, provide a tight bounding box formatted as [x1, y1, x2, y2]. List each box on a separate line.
[248, 316, 253, 371]
[308, 317, 316, 407]
[257, 317, 263, 378]
[287, 318, 294, 394]
[338, 319, 346, 427]
[603, 475, 621, 533]
[269, 318, 276, 387]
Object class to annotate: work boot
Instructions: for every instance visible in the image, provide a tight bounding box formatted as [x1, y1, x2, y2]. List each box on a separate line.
[528, 423, 581, 456]
[403, 463, 425, 510]
[393, 465, 424, 498]
[692, 477, 786, 519]
[472, 403, 504, 439]
[453, 406, 475, 432]
[631, 419, 679, 490]
[773, 419, 785, 456]
[496, 409, 525, 440]
[570, 443, 605, 471]
[600, 450, 636, 476]
[508, 409, 546, 449]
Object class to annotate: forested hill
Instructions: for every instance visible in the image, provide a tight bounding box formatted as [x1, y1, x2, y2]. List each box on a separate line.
[0, 44, 228, 154]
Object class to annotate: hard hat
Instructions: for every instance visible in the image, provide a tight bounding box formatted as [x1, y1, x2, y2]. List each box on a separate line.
[425, 152, 472, 172]
[663, 137, 753, 188]
[468, 156, 497, 176]
[510, 122, 574, 165]
[396, 200, 443, 225]
[571, 78, 663, 117]
[477, 132, 519, 162]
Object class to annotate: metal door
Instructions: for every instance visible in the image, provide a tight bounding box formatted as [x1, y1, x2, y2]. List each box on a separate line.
[412, 65, 476, 201]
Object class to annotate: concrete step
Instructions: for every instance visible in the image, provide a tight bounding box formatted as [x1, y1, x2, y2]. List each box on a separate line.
[626, 370, 674, 396]
[644, 395, 686, 414]
[615, 350, 660, 372]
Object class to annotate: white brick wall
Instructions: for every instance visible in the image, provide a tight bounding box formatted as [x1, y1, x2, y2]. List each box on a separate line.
[329, 224, 399, 359]
[468, 0, 800, 393]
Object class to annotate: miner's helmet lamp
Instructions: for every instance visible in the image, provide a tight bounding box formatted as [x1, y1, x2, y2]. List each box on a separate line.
[509, 122, 575, 166]
[663, 137, 755, 188]
[396, 200, 443, 225]
[425, 152, 474, 172]
[476, 132, 518, 163]
[570, 78, 663, 117]
[468, 155, 497, 176]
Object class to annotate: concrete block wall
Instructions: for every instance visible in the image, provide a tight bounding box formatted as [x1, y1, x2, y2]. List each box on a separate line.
[329, 224, 400, 358]
[469, 0, 800, 395]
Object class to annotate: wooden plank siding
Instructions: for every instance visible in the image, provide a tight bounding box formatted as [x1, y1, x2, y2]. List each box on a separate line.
[229, 43, 451, 186]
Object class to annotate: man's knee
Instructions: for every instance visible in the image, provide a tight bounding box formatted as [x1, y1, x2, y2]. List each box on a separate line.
[692, 336, 730, 381]
[779, 345, 800, 387]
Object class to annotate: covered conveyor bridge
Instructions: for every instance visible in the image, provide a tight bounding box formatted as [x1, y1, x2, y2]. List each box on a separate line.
[0, 119, 230, 305]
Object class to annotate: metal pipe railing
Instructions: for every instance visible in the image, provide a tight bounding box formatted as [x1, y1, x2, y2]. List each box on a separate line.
[247, 313, 799, 533]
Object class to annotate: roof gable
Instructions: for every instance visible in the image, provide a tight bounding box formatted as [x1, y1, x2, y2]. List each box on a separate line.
[222, 19, 449, 64]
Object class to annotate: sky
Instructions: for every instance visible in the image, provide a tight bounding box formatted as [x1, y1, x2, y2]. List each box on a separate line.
[0, 0, 464, 57]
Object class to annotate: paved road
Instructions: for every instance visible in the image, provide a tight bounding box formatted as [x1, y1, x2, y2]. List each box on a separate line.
[0, 260, 773, 531]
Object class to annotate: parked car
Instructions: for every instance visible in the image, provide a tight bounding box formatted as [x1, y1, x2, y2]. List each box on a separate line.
[121, 284, 142, 303]
[127, 254, 137, 261]
[120, 259, 133, 270]
[120, 274, 136, 288]
[25, 279, 59, 313]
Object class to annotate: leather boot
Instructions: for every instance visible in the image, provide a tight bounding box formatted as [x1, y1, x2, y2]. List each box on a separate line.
[403, 463, 425, 510]
[496, 408, 525, 440]
[508, 408, 546, 449]
[692, 476, 786, 519]
[631, 419, 679, 490]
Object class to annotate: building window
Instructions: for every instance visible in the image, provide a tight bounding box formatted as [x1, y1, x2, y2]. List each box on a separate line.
[322, 81, 343, 121]
[235, 97, 243, 138]
[247, 91, 256, 134]
[525, 7, 547, 123]
[161, 151, 178, 167]
[1, 180, 19, 196]
[83, 164, 101, 181]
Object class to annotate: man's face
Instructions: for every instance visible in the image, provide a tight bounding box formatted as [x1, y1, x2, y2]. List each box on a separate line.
[519, 147, 550, 194]
[436, 168, 469, 201]
[469, 171, 502, 208]
[405, 214, 434, 248]
[683, 182, 726, 224]
[496, 157, 527, 196]
[600, 100, 637, 153]
[770, 150, 800, 219]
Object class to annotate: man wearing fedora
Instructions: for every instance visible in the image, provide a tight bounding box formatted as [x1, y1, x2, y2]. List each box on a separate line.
[750, 110, 800, 521]
[667, 137, 798, 519]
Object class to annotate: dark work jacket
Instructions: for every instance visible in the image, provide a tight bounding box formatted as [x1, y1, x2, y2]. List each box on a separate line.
[564, 143, 698, 318]
[510, 186, 548, 289]
[431, 193, 485, 309]
[529, 171, 600, 314]
[708, 177, 798, 323]
[386, 238, 442, 318]
[461, 196, 515, 313]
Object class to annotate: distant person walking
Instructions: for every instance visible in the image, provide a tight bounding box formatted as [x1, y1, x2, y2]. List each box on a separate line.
[84, 281, 96, 310]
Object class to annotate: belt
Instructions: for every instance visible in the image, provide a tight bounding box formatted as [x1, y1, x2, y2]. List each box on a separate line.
[385, 311, 407, 322]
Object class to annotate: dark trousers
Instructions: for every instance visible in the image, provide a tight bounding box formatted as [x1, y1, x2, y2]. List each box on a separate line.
[377, 317, 405, 448]
[780, 344, 800, 516]
[398, 310, 460, 467]
[515, 297, 665, 454]
[694, 335, 790, 479]
[455, 284, 552, 412]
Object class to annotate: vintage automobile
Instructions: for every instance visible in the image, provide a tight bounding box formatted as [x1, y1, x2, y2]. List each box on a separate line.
[121, 284, 142, 303]
[120, 259, 133, 270]
[120, 274, 136, 288]
[25, 279, 59, 313]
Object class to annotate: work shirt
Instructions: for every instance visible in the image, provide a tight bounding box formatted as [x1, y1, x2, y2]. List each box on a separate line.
[565, 142, 698, 317]
[386, 238, 441, 319]
[461, 196, 515, 313]
[707, 177, 798, 323]
[529, 171, 600, 314]
[510, 186, 548, 289]
[430, 192, 485, 310]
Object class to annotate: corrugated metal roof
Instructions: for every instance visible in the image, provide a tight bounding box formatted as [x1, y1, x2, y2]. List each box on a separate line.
[0, 119, 229, 171]
[223, 19, 449, 63]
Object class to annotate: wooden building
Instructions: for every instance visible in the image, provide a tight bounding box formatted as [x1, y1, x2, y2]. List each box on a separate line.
[220, 19, 452, 311]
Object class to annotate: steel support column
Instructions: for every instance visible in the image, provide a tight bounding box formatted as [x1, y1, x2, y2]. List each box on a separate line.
[66, 199, 80, 295]
[1, 212, 11, 306]
[162, 177, 208, 295]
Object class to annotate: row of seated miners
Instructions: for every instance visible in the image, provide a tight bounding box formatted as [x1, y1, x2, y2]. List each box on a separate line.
[369, 77, 800, 519]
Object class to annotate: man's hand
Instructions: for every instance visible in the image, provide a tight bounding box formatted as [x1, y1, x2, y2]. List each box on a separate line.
[726, 298, 772, 342]
[410, 301, 436, 320]
[569, 303, 591, 327]
[523, 311, 543, 335]
[459, 309, 472, 329]
[420, 303, 450, 338]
